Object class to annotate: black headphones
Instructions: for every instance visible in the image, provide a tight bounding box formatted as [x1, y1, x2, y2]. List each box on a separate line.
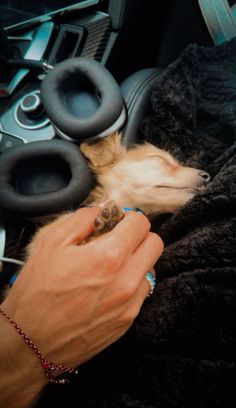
[41, 57, 126, 142]
[0, 58, 126, 220]
[0, 140, 94, 220]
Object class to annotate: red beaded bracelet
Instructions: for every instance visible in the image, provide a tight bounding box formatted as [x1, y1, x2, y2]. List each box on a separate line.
[0, 307, 79, 384]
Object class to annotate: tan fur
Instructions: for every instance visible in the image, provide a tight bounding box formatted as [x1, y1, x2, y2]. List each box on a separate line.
[80, 132, 208, 216]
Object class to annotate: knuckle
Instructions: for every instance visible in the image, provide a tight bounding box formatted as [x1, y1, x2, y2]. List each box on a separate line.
[103, 246, 122, 269]
[122, 306, 139, 325]
[122, 280, 137, 299]
[130, 211, 150, 229]
[149, 232, 164, 252]
[141, 214, 151, 230]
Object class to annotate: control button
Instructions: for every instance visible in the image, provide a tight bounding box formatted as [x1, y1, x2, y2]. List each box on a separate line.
[14, 90, 49, 130]
[0, 134, 23, 153]
[20, 93, 42, 118]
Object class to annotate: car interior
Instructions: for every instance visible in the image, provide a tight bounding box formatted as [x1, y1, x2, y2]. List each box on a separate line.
[0, 1, 235, 407]
[0, 0, 214, 269]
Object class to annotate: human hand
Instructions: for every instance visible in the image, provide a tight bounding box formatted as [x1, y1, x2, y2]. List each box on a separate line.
[1, 206, 163, 370]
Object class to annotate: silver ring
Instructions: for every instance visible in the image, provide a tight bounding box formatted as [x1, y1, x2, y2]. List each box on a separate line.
[145, 271, 156, 296]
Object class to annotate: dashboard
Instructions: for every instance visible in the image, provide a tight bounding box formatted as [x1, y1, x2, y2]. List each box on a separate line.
[1, 0, 99, 29]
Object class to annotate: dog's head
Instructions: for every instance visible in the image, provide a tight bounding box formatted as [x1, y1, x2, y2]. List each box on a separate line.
[80, 133, 210, 215]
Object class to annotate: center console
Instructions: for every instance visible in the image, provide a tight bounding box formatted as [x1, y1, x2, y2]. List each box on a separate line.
[0, 2, 112, 153]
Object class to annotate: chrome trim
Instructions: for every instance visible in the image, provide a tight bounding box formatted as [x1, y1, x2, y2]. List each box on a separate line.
[8, 33, 34, 41]
[20, 93, 41, 113]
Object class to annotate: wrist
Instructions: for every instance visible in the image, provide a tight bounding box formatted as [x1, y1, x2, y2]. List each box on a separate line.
[0, 306, 47, 408]
[0, 303, 79, 384]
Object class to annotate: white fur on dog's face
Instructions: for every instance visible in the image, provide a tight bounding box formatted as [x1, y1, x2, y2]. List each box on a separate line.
[80, 133, 209, 215]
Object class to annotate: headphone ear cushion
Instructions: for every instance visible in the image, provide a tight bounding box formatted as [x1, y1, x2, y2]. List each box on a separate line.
[41, 57, 126, 142]
[0, 140, 94, 220]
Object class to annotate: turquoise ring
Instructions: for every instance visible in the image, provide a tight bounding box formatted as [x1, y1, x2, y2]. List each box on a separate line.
[145, 271, 156, 296]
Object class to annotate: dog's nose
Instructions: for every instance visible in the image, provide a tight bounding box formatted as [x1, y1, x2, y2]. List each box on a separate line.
[199, 171, 210, 184]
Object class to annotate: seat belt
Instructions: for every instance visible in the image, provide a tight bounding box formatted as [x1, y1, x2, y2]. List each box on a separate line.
[198, 0, 236, 44]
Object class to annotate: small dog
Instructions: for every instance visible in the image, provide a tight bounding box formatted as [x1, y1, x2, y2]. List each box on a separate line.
[25, 132, 211, 249]
[80, 132, 210, 217]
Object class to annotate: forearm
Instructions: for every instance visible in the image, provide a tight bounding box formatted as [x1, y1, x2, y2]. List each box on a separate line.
[0, 312, 47, 408]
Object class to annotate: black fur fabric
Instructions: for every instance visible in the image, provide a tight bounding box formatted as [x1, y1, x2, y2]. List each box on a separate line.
[37, 40, 236, 407]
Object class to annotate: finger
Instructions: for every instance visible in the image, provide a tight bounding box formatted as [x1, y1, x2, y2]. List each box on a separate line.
[120, 232, 163, 285]
[40, 206, 101, 246]
[126, 268, 158, 320]
[114, 272, 157, 330]
[135, 271, 156, 306]
[94, 211, 151, 258]
[104, 233, 162, 303]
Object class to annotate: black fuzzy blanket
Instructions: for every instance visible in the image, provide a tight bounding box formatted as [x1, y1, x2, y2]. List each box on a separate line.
[37, 40, 236, 407]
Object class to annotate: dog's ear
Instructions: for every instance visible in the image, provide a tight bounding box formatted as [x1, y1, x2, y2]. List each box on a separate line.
[80, 132, 126, 168]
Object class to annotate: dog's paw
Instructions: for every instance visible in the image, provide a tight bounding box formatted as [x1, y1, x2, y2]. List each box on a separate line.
[93, 200, 124, 235]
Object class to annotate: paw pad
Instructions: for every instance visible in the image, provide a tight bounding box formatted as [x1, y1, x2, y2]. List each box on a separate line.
[93, 201, 124, 235]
